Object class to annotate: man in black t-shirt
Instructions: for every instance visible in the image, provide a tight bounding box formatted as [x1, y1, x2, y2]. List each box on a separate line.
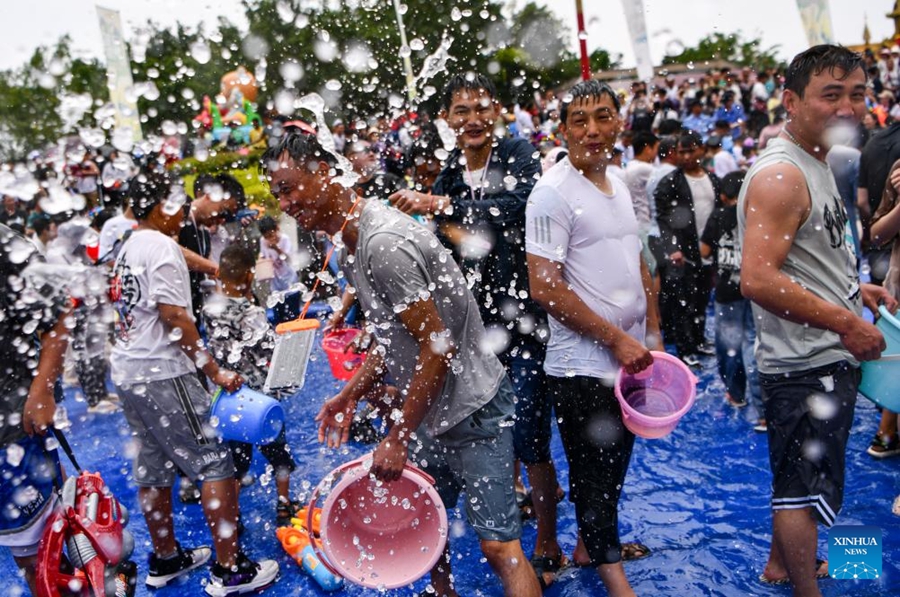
[858, 122, 900, 284]
[700, 172, 763, 427]
[180, 174, 247, 327]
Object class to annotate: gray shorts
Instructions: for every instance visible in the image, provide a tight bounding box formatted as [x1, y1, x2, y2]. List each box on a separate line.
[117, 374, 234, 487]
[409, 377, 520, 543]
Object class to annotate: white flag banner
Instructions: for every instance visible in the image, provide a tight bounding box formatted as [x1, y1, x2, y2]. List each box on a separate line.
[620, 0, 654, 82]
[96, 6, 143, 143]
[796, 0, 835, 46]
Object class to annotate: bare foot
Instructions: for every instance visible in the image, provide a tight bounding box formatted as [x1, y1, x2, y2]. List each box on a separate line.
[572, 536, 591, 567]
[760, 559, 829, 583]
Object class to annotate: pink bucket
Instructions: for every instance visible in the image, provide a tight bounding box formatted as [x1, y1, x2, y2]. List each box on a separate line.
[307, 454, 448, 590]
[614, 351, 698, 439]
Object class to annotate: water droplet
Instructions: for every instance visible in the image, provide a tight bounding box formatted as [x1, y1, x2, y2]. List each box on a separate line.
[279, 60, 304, 84]
[190, 41, 211, 64]
[666, 39, 685, 56]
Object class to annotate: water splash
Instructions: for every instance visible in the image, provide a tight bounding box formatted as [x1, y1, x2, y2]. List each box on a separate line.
[57, 94, 93, 133]
[295, 93, 359, 188]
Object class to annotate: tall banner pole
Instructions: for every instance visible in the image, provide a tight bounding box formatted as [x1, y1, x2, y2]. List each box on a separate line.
[620, 0, 655, 82]
[96, 6, 143, 143]
[575, 0, 591, 80]
[392, 0, 417, 101]
[796, 0, 836, 45]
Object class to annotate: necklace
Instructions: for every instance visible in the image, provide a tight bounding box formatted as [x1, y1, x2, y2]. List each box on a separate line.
[464, 147, 493, 203]
[781, 125, 803, 148]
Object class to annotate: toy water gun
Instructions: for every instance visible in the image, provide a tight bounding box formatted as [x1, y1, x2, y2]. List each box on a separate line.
[276, 527, 342, 592]
[292, 506, 322, 536]
[35, 429, 137, 596]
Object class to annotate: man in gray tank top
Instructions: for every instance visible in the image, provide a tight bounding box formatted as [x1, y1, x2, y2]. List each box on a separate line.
[739, 45, 897, 595]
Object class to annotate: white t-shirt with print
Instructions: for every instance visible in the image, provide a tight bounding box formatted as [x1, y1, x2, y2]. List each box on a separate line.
[525, 158, 646, 380]
[98, 214, 137, 262]
[110, 229, 195, 384]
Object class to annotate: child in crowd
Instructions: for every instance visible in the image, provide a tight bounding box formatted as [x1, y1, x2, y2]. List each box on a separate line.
[110, 172, 278, 595]
[203, 244, 299, 523]
[257, 215, 298, 292]
[700, 171, 764, 430]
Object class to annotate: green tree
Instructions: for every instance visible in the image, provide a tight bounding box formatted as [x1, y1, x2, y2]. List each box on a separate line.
[482, 3, 620, 105]
[662, 32, 783, 70]
[0, 1, 622, 159]
[0, 36, 107, 161]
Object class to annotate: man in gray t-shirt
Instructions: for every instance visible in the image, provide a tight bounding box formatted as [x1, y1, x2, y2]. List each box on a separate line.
[339, 201, 505, 435]
[264, 131, 541, 597]
[739, 46, 895, 592]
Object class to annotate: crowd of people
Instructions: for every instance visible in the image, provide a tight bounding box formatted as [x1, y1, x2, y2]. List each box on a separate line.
[1, 41, 898, 597]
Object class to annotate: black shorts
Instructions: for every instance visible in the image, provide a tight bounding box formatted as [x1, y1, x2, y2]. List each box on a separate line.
[760, 361, 859, 528]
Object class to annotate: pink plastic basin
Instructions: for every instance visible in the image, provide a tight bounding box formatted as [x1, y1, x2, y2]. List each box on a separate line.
[614, 351, 698, 439]
[310, 454, 448, 590]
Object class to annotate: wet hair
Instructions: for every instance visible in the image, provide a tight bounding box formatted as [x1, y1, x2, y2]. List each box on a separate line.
[258, 215, 278, 235]
[193, 174, 217, 198]
[441, 73, 497, 110]
[632, 131, 659, 156]
[658, 136, 678, 160]
[218, 243, 256, 283]
[657, 119, 683, 136]
[90, 208, 116, 231]
[130, 171, 175, 221]
[193, 173, 246, 209]
[784, 44, 865, 99]
[560, 80, 621, 123]
[721, 171, 746, 200]
[217, 173, 247, 210]
[31, 214, 53, 236]
[262, 130, 339, 174]
[407, 131, 444, 169]
[678, 129, 703, 150]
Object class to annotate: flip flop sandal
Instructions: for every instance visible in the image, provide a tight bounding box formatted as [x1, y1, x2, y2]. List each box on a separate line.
[517, 487, 567, 521]
[621, 542, 652, 561]
[759, 559, 829, 585]
[530, 553, 568, 590]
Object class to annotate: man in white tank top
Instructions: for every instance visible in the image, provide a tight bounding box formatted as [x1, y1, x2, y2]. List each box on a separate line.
[739, 45, 897, 595]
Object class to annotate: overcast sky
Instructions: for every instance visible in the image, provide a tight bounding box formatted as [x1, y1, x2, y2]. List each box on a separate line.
[0, 0, 897, 72]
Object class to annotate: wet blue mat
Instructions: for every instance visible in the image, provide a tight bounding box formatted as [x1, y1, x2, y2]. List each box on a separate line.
[4, 343, 898, 596]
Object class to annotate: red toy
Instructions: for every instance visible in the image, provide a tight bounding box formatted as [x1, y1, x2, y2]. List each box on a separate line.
[35, 471, 136, 597]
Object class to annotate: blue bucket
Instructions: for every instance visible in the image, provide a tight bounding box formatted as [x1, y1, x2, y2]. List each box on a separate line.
[210, 386, 285, 444]
[859, 305, 900, 412]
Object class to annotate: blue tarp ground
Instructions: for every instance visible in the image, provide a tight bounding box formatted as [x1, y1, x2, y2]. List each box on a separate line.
[5, 341, 899, 597]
